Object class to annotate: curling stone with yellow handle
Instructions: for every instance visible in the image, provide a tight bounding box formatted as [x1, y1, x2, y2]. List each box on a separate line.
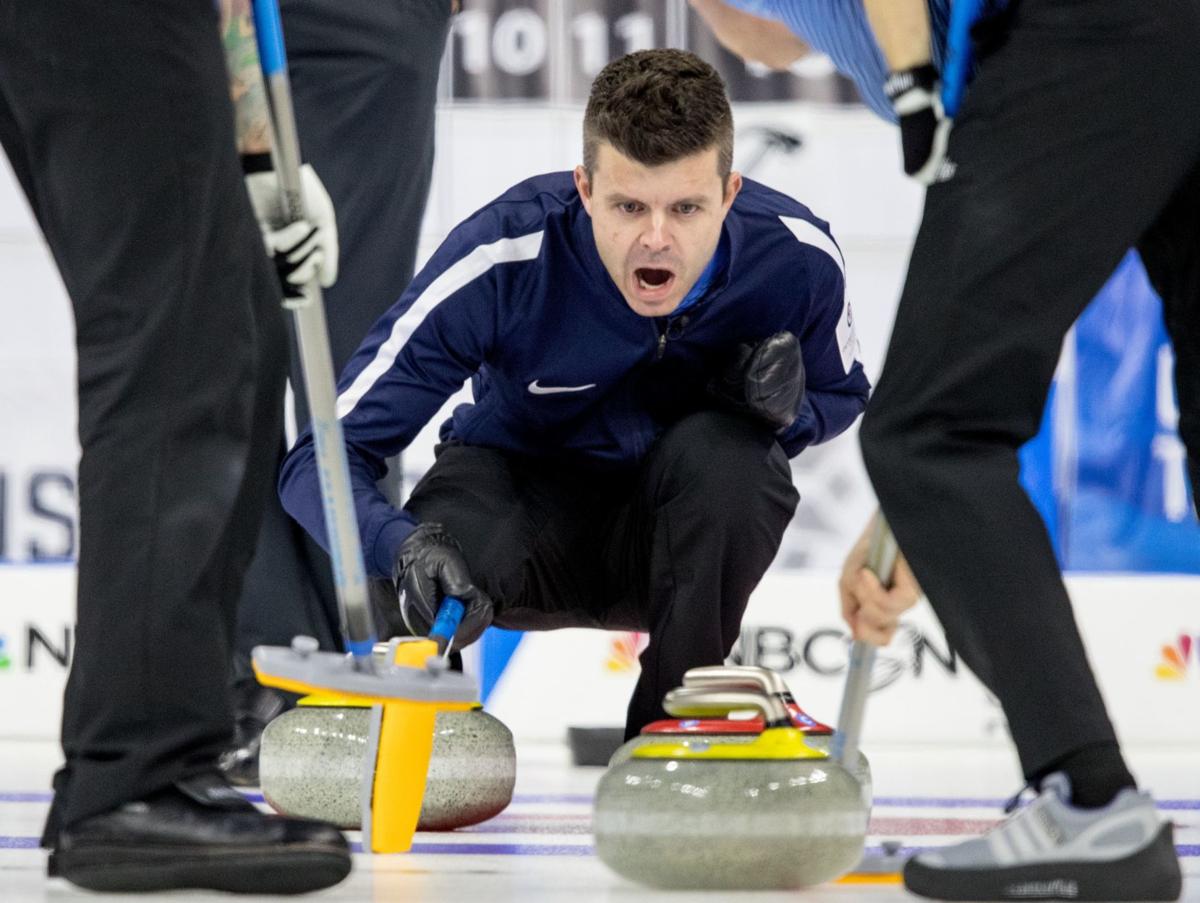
[593, 687, 870, 890]
[252, 634, 480, 853]
[258, 699, 515, 831]
[257, 637, 515, 832]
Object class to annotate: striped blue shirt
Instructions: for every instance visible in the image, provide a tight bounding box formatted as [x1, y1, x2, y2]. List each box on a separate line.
[723, 0, 955, 121]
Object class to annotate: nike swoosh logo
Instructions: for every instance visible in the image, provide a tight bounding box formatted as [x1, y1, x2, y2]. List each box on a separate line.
[527, 379, 597, 395]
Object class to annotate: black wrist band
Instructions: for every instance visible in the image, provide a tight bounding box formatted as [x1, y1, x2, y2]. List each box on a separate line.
[241, 152, 273, 174]
[884, 63, 938, 100]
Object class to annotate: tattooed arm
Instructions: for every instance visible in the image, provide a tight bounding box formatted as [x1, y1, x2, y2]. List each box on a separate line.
[217, 0, 341, 289]
[218, 0, 271, 155]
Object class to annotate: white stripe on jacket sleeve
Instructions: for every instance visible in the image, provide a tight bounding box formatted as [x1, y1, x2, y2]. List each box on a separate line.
[779, 215, 858, 374]
[335, 230, 544, 420]
[779, 215, 845, 278]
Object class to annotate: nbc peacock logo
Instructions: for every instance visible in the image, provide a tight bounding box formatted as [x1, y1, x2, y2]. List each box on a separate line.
[0, 635, 10, 671]
[605, 632, 648, 673]
[1154, 633, 1198, 681]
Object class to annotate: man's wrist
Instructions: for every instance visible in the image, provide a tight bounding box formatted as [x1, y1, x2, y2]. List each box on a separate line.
[884, 63, 938, 102]
[379, 516, 419, 580]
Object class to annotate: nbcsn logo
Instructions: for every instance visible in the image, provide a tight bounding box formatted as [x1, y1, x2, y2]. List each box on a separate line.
[1155, 633, 1199, 681]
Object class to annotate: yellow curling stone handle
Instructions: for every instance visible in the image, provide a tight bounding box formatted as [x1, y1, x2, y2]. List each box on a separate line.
[254, 638, 474, 854]
[370, 696, 432, 853]
[297, 692, 481, 711]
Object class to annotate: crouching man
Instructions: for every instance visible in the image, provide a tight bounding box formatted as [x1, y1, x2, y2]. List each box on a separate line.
[281, 49, 869, 738]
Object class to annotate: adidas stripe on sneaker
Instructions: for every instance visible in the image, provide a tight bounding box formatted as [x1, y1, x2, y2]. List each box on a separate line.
[903, 772, 1182, 901]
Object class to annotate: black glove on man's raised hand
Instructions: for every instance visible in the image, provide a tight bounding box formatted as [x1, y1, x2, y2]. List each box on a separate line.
[709, 331, 805, 431]
[393, 523, 493, 648]
[884, 63, 952, 186]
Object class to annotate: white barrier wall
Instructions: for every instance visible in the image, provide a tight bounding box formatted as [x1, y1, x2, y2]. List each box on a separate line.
[0, 156, 78, 565]
[3, 563, 1197, 749]
[482, 573, 1200, 750]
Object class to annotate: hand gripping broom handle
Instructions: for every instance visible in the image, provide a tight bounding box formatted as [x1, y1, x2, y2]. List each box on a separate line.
[831, 515, 899, 769]
[252, 0, 376, 666]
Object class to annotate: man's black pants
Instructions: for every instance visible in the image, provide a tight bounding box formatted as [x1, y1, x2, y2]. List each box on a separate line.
[233, 0, 453, 679]
[389, 411, 799, 739]
[0, 0, 286, 829]
[860, 0, 1200, 780]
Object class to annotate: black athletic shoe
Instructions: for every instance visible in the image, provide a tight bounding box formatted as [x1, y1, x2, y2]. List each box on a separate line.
[219, 680, 295, 787]
[47, 771, 351, 893]
[903, 773, 1182, 901]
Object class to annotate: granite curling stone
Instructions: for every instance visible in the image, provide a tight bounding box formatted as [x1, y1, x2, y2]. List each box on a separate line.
[594, 687, 869, 890]
[259, 703, 515, 831]
[607, 666, 871, 807]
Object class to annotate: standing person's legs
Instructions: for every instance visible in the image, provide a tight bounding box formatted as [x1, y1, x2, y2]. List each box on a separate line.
[213, 258, 289, 658]
[231, 464, 341, 683]
[282, 0, 451, 371]
[1137, 160, 1200, 520]
[224, 439, 335, 781]
[860, 0, 1200, 798]
[0, 0, 286, 827]
[605, 411, 799, 738]
[0, 84, 38, 216]
[230, 0, 453, 693]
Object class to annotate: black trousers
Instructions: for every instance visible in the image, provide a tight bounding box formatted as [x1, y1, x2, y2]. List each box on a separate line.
[388, 412, 800, 739]
[860, 0, 1200, 779]
[233, 0, 452, 678]
[0, 1, 286, 828]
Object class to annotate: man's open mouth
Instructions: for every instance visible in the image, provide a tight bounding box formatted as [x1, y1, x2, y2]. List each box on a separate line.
[635, 267, 675, 293]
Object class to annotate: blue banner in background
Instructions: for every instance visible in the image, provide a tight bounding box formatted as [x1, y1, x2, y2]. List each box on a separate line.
[479, 627, 525, 704]
[1017, 383, 1062, 564]
[1022, 252, 1200, 573]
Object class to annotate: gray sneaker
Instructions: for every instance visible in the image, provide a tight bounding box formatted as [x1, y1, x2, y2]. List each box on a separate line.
[904, 773, 1182, 901]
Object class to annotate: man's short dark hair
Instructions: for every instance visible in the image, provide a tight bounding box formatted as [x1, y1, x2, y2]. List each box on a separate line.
[583, 49, 734, 182]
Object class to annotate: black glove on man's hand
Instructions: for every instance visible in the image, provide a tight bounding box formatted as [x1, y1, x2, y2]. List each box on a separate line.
[709, 331, 805, 431]
[393, 523, 493, 648]
[884, 64, 952, 186]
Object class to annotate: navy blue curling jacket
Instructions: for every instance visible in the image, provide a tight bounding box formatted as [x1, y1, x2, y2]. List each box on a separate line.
[280, 172, 870, 577]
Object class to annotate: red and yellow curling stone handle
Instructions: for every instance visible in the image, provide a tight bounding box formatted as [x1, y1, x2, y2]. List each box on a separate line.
[631, 725, 828, 761]
[635, 687, 828, 760]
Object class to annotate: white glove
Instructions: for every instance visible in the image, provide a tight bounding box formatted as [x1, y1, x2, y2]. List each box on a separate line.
[266, 220, 328, 296]
[244, 163, 339, 290]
